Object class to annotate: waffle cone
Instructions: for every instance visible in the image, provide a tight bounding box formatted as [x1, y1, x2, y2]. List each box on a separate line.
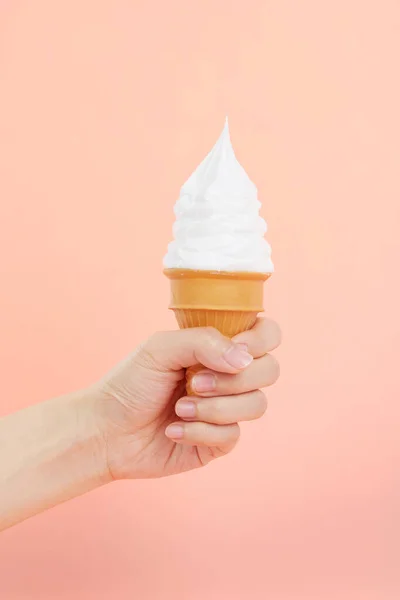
[164, 269, 271, 394]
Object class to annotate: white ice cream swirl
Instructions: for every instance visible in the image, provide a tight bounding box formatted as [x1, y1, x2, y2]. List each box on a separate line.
[163, 119, 273, 273]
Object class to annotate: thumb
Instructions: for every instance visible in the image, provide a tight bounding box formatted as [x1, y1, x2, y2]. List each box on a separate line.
[140, 328, 253, 374]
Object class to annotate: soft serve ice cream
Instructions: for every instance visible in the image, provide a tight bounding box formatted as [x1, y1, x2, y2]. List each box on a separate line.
[163, 118, 273, 274]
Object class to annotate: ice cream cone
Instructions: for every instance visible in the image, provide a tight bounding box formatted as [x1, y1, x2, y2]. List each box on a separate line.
[164, 268, 271, 394]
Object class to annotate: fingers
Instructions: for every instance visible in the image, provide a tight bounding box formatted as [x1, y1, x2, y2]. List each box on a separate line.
[233, 317, 282, 358]
[190, 353, 280, 396]
[162, 318, 280, 449]
[138, 318, 281, 377]
[175, 390, 267, 425]
[140, 328, 253, 375]
[167, 389, 267, 448]
[165, 421, 240, 452]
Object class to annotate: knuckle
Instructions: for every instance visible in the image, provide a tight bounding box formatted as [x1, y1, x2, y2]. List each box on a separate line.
[269, 321, 283, 347]
[267, 354, 280, 383]
[144, 331, 165, 349]
[200, 326, 222, 345]
[203, 398, 224, 423]
[146, 331, 162, 348]
[230, 423, 241, 443]
[254, 390, 268, 415]
[137, 332, 164, 367]
[259, 319, 282, 350]
[219, 372, 241, 395]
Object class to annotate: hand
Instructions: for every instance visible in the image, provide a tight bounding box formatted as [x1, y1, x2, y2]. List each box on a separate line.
[92, 319, 281, 480]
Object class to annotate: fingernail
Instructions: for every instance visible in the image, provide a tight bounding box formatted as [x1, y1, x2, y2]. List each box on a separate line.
[224, 344, 253, 369]
[192, 372, 216, 393]
[176, 401, 196, 418]
[165, 424, 184, 439]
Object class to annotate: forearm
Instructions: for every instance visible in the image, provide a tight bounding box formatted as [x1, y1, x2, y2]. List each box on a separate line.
[0, 389, 110, 531]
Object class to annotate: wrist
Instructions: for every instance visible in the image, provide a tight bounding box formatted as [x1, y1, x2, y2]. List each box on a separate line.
[0, 388, 113, 531]
[72, 387, 114, 487]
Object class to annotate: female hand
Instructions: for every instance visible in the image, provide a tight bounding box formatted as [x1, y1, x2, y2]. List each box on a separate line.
[93, 319, 281, 480]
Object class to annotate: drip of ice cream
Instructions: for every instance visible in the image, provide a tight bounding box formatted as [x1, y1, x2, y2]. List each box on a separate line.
[163, 118, 273, 273]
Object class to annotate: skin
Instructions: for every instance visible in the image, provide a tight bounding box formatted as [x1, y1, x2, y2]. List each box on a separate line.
[0, 319, 281, 531]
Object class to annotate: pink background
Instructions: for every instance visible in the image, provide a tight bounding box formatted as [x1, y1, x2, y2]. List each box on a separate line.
[0, 1, 399, 598]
